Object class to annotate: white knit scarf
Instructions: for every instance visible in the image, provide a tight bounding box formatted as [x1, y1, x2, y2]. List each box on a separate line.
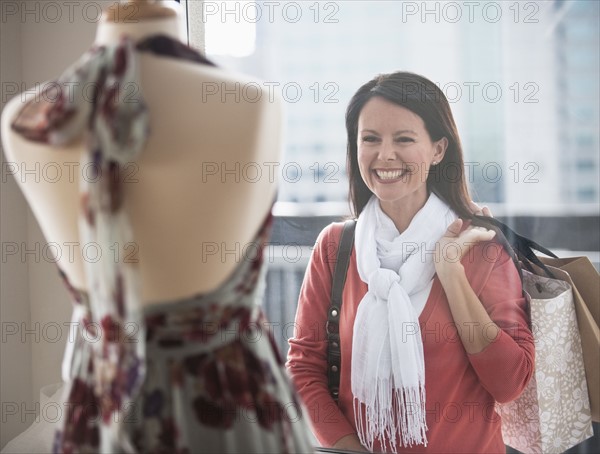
[351, 193, 457, 452]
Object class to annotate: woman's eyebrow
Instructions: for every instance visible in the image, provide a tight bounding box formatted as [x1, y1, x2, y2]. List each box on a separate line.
[394, 129, 417, 135]
[359, 129, 417, 134]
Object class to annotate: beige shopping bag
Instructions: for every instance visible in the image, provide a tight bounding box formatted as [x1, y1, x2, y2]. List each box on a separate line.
[538, 256, 600, 422]
[498, 270, 594, 454]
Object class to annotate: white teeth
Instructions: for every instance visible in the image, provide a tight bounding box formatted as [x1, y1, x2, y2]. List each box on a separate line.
[375, 169, 405, 180]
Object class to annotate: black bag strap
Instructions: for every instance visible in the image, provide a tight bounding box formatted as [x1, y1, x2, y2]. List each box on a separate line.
[470, 215, 558, 280]
[327, 220, 356, 402]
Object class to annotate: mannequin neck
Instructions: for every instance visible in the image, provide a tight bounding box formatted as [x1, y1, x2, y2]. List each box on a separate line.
[94, 13, 185, 46]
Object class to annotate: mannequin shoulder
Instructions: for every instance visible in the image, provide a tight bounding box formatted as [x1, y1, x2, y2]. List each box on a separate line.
[1, 90, 30, 137]
[1, 80, 57, 131]
[139, 56, 284, 112]
[1, 83, 70, 159]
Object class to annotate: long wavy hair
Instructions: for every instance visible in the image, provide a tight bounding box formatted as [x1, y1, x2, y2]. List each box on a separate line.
[346, 71, 474, 219]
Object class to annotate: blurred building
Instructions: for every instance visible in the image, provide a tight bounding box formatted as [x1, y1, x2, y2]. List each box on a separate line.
[554, 0, 600, 204]
[206, 0, 599, 214]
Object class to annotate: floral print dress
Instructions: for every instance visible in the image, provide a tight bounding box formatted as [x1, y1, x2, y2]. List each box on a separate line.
[11, 34, 314, 454]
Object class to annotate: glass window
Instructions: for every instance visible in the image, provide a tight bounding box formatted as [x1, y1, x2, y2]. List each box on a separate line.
[192, 0, 600, 411]
[201, 1, 598, 212]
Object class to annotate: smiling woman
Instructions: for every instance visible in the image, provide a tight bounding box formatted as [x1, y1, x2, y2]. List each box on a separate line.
[356, 96, 448, 234]
[346, 73, 475, 227]
[286, 72, 535, 453]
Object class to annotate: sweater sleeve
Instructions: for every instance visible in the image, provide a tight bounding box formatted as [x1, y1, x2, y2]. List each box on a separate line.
[286, 224, 358, 447]
[466, 241, 535, 403]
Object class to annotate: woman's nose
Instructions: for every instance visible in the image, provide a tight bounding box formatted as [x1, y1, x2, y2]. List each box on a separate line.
[378, 139, 397, 161]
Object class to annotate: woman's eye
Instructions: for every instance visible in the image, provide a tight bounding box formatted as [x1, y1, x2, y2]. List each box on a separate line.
[361, 136, 379, 143]
[396, 137, 414, 143]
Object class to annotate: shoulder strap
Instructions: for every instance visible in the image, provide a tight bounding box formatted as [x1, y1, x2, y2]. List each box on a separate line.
[470, 215, 558, 281]
[327, 220, 356, 403]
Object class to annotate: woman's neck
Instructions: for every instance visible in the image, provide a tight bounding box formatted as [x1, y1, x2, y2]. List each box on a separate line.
[379, 190, 430, 234]
[94, 14, 185, 46]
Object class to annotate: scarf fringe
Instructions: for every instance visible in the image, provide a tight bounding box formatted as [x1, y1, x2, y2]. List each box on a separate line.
[354, 382, 428, 453]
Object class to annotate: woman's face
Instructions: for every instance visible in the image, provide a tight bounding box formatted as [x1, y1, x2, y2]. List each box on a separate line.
[357, 96, 447, 215]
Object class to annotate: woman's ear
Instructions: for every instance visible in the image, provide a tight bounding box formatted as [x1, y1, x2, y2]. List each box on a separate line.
[433, 136, 448, 164]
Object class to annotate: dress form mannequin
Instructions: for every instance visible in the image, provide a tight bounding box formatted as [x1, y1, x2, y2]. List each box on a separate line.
[1, 0, 283, 307]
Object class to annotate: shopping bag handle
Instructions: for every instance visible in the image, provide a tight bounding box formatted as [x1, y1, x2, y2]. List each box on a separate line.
[471, 215, 559, 280]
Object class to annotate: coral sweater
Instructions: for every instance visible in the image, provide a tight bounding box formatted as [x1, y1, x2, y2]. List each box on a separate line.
[286, 222, 535, 453]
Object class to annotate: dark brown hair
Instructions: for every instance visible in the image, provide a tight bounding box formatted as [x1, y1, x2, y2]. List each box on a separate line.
[346, 71, 473, 219]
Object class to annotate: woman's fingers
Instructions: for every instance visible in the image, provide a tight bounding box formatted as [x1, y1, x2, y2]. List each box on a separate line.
[467, 227, 496, 242]
[444, 226, 496, 250]
[468, 200, 493, 218]
[436, 224, 495, 268]
[481, 206, 493, 217]
[468, 200, 481, 215]
[444, 218, 463, 237]
[443, 221, 495, 243]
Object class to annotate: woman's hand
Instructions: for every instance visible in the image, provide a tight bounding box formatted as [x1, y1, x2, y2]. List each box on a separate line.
[435, 219, 496, 277]
[332, 434, 368, 452]
[468, 200, 493, 217]
[434, 219, 501, 354]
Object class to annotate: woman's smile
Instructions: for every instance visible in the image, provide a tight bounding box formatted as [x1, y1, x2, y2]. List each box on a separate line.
[372, 167, 410, 183]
